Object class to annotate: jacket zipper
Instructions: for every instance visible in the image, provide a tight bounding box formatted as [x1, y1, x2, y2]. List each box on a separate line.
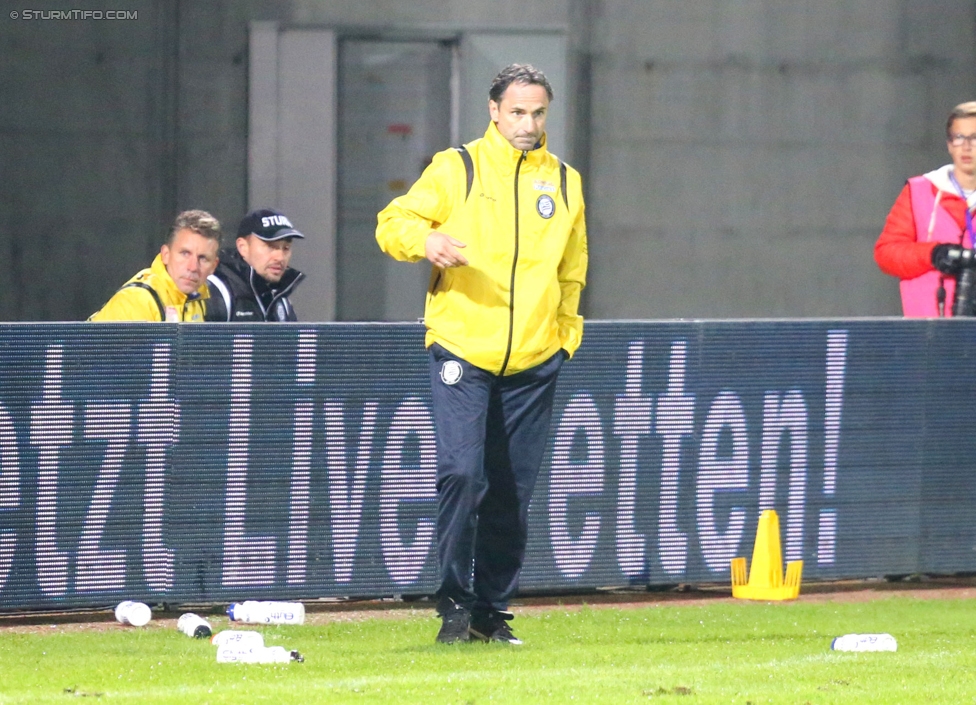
[265, 271, 305, 321]
[182, 292, 202, 320]
[249, 268, 299, 320]
[499, 152, 526, 375]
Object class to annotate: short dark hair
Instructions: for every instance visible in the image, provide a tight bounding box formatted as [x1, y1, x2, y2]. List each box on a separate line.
[169, 209, 221, 246]
[946, 101, 976, 139]
[488, 63, 553, 104]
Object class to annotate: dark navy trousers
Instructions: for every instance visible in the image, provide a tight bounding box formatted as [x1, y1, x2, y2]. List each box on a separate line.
[429, 344, 564, 615]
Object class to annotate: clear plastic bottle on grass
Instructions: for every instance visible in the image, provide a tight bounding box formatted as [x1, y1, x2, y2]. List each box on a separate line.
[211, 630, 264, 648]
[226, 600, 305, 625]
[216, 645, 304, 663]
[830, 633, 897, 652]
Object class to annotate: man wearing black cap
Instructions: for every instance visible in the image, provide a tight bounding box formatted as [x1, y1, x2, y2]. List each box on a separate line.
[206, 208, 306, 322]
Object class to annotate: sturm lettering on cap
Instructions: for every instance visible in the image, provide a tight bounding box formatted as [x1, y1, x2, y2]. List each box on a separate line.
[262, 215, 293, 229]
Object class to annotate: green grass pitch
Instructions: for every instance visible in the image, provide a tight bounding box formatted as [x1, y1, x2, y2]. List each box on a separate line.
[0, 593, 974, 703]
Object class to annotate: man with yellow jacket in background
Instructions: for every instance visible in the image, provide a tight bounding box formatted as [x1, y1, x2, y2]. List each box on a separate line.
[89, 210, 221, 322]
[376, 64, 588, 646]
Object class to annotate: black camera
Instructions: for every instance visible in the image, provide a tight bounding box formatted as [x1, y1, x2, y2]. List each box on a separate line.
[953, 251, 976, 316]
[932, 245, 976, 316]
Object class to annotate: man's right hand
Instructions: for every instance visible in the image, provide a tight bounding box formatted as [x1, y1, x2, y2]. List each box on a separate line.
[425, 231, 469, 268]
[932, 244, 971, 274]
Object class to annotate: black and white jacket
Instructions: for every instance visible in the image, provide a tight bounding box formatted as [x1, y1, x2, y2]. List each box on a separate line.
[205, 248, 305, 322]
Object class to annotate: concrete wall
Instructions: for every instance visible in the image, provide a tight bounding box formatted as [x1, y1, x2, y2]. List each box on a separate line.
[0, 0, 177, 320]
[585, 0, 976, 317]
[1, 0, 973, 320]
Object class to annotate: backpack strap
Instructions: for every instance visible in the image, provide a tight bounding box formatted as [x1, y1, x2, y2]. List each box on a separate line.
[559, 161, 568, 209]
[455, 146, 474, 201]
[122, 282, 166, 321]
[457, 145, 568, 210]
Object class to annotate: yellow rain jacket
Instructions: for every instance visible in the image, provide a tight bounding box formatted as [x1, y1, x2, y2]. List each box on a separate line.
[376, 122, 588, 375]
[89, 254, 209, 322]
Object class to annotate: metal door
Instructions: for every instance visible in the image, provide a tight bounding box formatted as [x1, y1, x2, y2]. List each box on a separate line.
[336, 40, 456, 321]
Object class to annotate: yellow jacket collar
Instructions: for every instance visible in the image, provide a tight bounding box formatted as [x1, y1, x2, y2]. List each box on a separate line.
[483, 121, 550, 172]
[149, 254, 209, 304]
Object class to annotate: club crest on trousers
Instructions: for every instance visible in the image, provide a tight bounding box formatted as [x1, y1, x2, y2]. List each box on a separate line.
[440, 360, 463, 385]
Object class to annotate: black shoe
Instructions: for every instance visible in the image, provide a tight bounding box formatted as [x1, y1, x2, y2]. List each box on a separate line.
[469, 610, 522, 645]
[435, 599, 471, 644]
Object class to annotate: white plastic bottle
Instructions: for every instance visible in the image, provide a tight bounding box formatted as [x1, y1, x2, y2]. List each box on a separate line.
[216, 645, 304, 663]
[830, 633, 898, 652]
[226, 600, 305, 625]
[115, 601, 152, 627]
[211, 630, 265, 649]
[177, 613, 213, 639]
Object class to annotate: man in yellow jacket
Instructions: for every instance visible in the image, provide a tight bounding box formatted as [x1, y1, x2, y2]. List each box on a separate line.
[376, 64, 587, 645]
[89, 210, 221, 322]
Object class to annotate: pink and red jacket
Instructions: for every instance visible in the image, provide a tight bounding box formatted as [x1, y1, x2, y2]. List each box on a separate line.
[875, 165, 975, 316]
